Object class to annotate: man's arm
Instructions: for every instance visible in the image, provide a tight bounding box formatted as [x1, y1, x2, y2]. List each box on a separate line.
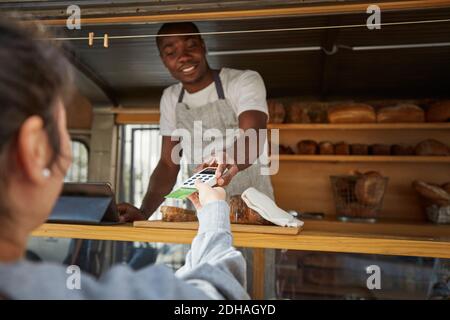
[140, 136, 180, 218]
[215, 110, 268, 186]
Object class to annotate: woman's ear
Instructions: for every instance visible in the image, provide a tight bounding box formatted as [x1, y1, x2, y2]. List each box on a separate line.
[16, 115, 52, 185]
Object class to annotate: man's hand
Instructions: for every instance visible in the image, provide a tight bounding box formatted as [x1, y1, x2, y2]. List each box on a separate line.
[117, 203, 146, 223]
[194, 151, 239, 187]
[188, 180, 226, 211]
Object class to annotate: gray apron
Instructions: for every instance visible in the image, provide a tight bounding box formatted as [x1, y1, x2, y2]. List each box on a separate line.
[175, 70, 274, 200]
[175, 70, 276, 298]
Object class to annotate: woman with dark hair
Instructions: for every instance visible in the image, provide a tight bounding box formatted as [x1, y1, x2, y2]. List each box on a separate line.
[0, 17, 248, 300]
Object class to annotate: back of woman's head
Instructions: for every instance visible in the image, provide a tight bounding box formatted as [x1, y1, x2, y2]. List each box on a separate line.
[0, 15, 72, 214]
[0, 16, 71, 160]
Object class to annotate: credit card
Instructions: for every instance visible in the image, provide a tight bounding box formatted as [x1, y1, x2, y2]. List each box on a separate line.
[165, 187, 197, 200]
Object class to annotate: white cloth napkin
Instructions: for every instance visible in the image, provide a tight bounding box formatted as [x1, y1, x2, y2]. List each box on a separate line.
[241, 187, 304, 228]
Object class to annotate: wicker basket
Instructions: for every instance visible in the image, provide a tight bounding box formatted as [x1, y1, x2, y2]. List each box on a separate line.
[330, 175, 389, 222]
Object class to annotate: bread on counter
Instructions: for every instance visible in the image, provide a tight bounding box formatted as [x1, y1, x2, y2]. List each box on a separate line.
[376, 104, 425, 123]
[327, 103, 376, 123]
[161, 206, 198, 222]
[297, 140, 318, 154]
[160, 199, 273, 225]
[426, 101, 450, 122]
[229, 196, 273, 225]
[267, 99, 286, 123]
[415, 139, 450, 156]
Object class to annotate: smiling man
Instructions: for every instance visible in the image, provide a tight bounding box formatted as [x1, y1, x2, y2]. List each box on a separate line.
[118, 22, 274, 222]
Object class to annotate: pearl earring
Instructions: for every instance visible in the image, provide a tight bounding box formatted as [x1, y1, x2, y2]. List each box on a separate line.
[42, 168, 51, 178]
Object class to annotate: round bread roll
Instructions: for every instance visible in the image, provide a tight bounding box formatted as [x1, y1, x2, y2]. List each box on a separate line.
[371, 144, 391, 155]
[355, 171, 386, 206]
[412, 180, 450, 206]
[161, 206, 197, 222]
[376, 104, 425, 123]
[327, 103, 376, 123]
[286, 102, 311, 123]
[350, 144, 369, 155]
[229, 196, 272, 225]
[267, 99, 285, 123]
[335, 142, 350, 155]
[319, 141, 335, 155]
[279, 144, 295, 155]
[426, 101, 450, 122]
[297, 140, 318, 154]
[391, 144, 414, 156]
[415, 139, 450, 156]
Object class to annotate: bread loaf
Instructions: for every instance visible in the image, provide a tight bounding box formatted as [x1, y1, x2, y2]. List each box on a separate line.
[371, 144, 391, 155]
[229, 196, 273, 225]
[426, 101, 450, 122]
[279, 144, 295, 155]
[327, 103, 376, 123]
[267, 99, 285, 123]
[335, 142, 350, 155]
[376, 104, 425, 123]
[391, 144, 414, 156]
[350, 144, 369, 155]
[319, 141, 335, 155]
[415, 139, 450, 156]
[355, 171, 386, 206]
[161, 206, 197, 222]
[286, 102, 310, 123]
[412, 180, 450, 206]
[297, 140, 318, 154]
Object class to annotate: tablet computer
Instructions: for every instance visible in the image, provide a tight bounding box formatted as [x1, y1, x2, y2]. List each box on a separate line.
[48, 182, 121, 225]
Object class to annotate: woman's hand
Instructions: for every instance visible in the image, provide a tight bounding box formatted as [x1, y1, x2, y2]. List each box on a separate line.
[188, 180, 226, 211]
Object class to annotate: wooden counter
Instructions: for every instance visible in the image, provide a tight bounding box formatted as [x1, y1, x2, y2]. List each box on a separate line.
[32, 219, 450, 259]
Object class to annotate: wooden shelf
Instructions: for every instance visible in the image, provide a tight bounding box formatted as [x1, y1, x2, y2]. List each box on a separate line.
[267, 123, 450, 130]
[271, 155, 450, 163]
[32, 219, 450, 259]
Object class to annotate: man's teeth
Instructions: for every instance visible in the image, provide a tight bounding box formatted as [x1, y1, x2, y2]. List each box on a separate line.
[182, 66, 195, 73]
